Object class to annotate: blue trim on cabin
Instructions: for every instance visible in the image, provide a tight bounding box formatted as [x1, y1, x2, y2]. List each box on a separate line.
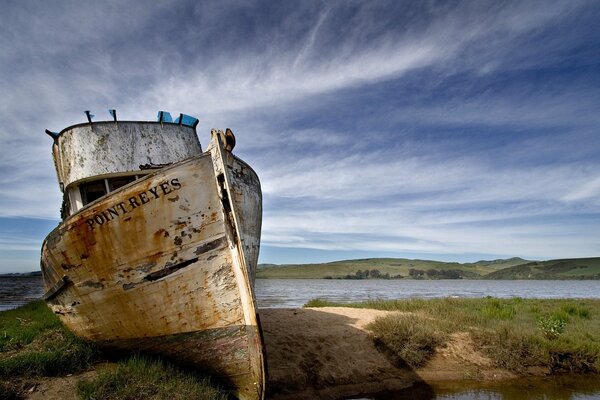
[45, 111, 200, 140]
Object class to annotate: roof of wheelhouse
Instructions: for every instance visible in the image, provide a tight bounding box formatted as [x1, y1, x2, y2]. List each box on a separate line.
[47, 111, 203, 190]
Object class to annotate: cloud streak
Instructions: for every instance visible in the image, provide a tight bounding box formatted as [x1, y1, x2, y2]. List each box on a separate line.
[1, 0, 599, 270]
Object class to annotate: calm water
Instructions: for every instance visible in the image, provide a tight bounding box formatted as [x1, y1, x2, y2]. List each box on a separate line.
[0, 275, 43, 311]
[347, 376, 600, 399]
[256, 279, 600, 308]
[1, 277, 599, 311]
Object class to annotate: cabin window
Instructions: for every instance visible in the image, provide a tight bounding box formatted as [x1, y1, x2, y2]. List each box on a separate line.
[78, 174, 144, 207]
[80, 181, 107, 205]
[108, 176, 136, 192]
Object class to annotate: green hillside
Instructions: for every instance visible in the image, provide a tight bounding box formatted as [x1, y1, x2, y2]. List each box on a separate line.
[485, 258, 600, 280]
[465, 257, 529, 270]
[256, 257, 529, 279]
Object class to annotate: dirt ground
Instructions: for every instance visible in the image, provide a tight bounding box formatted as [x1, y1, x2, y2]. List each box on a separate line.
[11, 369, 98, 400]
[21, 307, 515, 400]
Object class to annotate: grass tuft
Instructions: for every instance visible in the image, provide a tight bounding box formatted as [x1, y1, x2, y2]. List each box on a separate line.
[368, 314, 445, 368]
[472, 324, 548, 371]
[558, 303, 591, 319]
[77, 355, 227, 400]
[303, 298, 332, 308]
[481, 298, 516, 320]
[0, 301, 98, 378]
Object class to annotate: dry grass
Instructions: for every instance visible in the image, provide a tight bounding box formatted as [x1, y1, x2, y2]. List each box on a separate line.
[368, 314, 446, 368]
[306, 297, 600, 373]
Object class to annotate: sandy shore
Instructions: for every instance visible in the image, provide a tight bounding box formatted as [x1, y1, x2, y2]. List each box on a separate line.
[260, 307, 515, 400]
[24, 306, 517, 400]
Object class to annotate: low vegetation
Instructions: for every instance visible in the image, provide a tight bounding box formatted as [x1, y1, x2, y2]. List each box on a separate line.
[78, 355, 226, 400]
[369, 314, 446, 368]
[305, 297, 600, 373]
[0, 301, 97, 378]
[0, 302, 225, 399]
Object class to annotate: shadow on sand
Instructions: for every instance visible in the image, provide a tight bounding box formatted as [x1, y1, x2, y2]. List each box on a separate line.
[259, 308, 433, 400]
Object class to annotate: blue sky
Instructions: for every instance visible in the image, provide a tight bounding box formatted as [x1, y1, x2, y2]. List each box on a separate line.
[1, 0, 599, 273]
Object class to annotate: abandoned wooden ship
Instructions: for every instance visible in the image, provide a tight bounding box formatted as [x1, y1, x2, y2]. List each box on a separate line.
[40, 111, 265, 400]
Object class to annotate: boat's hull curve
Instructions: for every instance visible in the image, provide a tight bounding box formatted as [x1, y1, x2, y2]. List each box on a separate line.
[41, 147, 264, 399]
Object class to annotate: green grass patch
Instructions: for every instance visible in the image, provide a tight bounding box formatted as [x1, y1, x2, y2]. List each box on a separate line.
[304, 298, 332, 308]
[1, 303, 226, 399]
[305, 297, 600, 373]
[0, 301, 62, 352]
[77, 355, 227, 400]
[0, 301, 98, 378]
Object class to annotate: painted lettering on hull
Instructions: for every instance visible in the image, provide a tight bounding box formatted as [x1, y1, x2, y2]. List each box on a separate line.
[86, 178, 182, 230]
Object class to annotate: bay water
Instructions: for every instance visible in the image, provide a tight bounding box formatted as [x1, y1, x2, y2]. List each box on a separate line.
[2, 276, 599, 311]
[256, 278, 600, 308]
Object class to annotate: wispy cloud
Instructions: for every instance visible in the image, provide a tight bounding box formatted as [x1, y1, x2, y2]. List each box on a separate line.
[0, 0, 599, 269]
[563, 177, 600, 202]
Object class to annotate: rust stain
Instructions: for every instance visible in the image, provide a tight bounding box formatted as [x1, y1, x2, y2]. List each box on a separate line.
[80, 280, 104, 289]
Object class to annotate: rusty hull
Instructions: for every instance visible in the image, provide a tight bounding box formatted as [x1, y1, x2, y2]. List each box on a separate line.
[41, 131, 264, 400]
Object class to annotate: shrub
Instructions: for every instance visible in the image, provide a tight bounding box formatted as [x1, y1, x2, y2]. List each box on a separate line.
[537, 316, 567, 340]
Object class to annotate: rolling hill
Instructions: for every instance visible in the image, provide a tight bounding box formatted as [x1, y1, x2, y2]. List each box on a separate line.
[257, 257, 600, 279]
[485, 258, 600, 280]
[256, 257, 530, 279]
[464, 257, 529, 270]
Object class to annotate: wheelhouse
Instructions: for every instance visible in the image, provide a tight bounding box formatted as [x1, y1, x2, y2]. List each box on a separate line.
[47, 112, 202, 219]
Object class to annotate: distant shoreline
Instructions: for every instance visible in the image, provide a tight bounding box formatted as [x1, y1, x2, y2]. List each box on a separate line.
[0, 271, 42, 277]
[257, 256, 600, 280]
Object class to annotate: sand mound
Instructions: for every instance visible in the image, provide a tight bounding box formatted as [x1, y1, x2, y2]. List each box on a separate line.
[418, 332, 516, 381]
[260, 307, 514, 399]
[260, 307, 419, 400]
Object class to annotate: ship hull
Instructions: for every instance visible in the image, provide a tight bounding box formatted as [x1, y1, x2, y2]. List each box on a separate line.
[40, 139, 264, 399]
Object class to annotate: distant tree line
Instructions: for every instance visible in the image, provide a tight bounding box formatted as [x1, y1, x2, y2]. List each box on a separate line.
[409, 268, 466, 279]
[324, 269, 404, 280]
[322, 268, 476, 280]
